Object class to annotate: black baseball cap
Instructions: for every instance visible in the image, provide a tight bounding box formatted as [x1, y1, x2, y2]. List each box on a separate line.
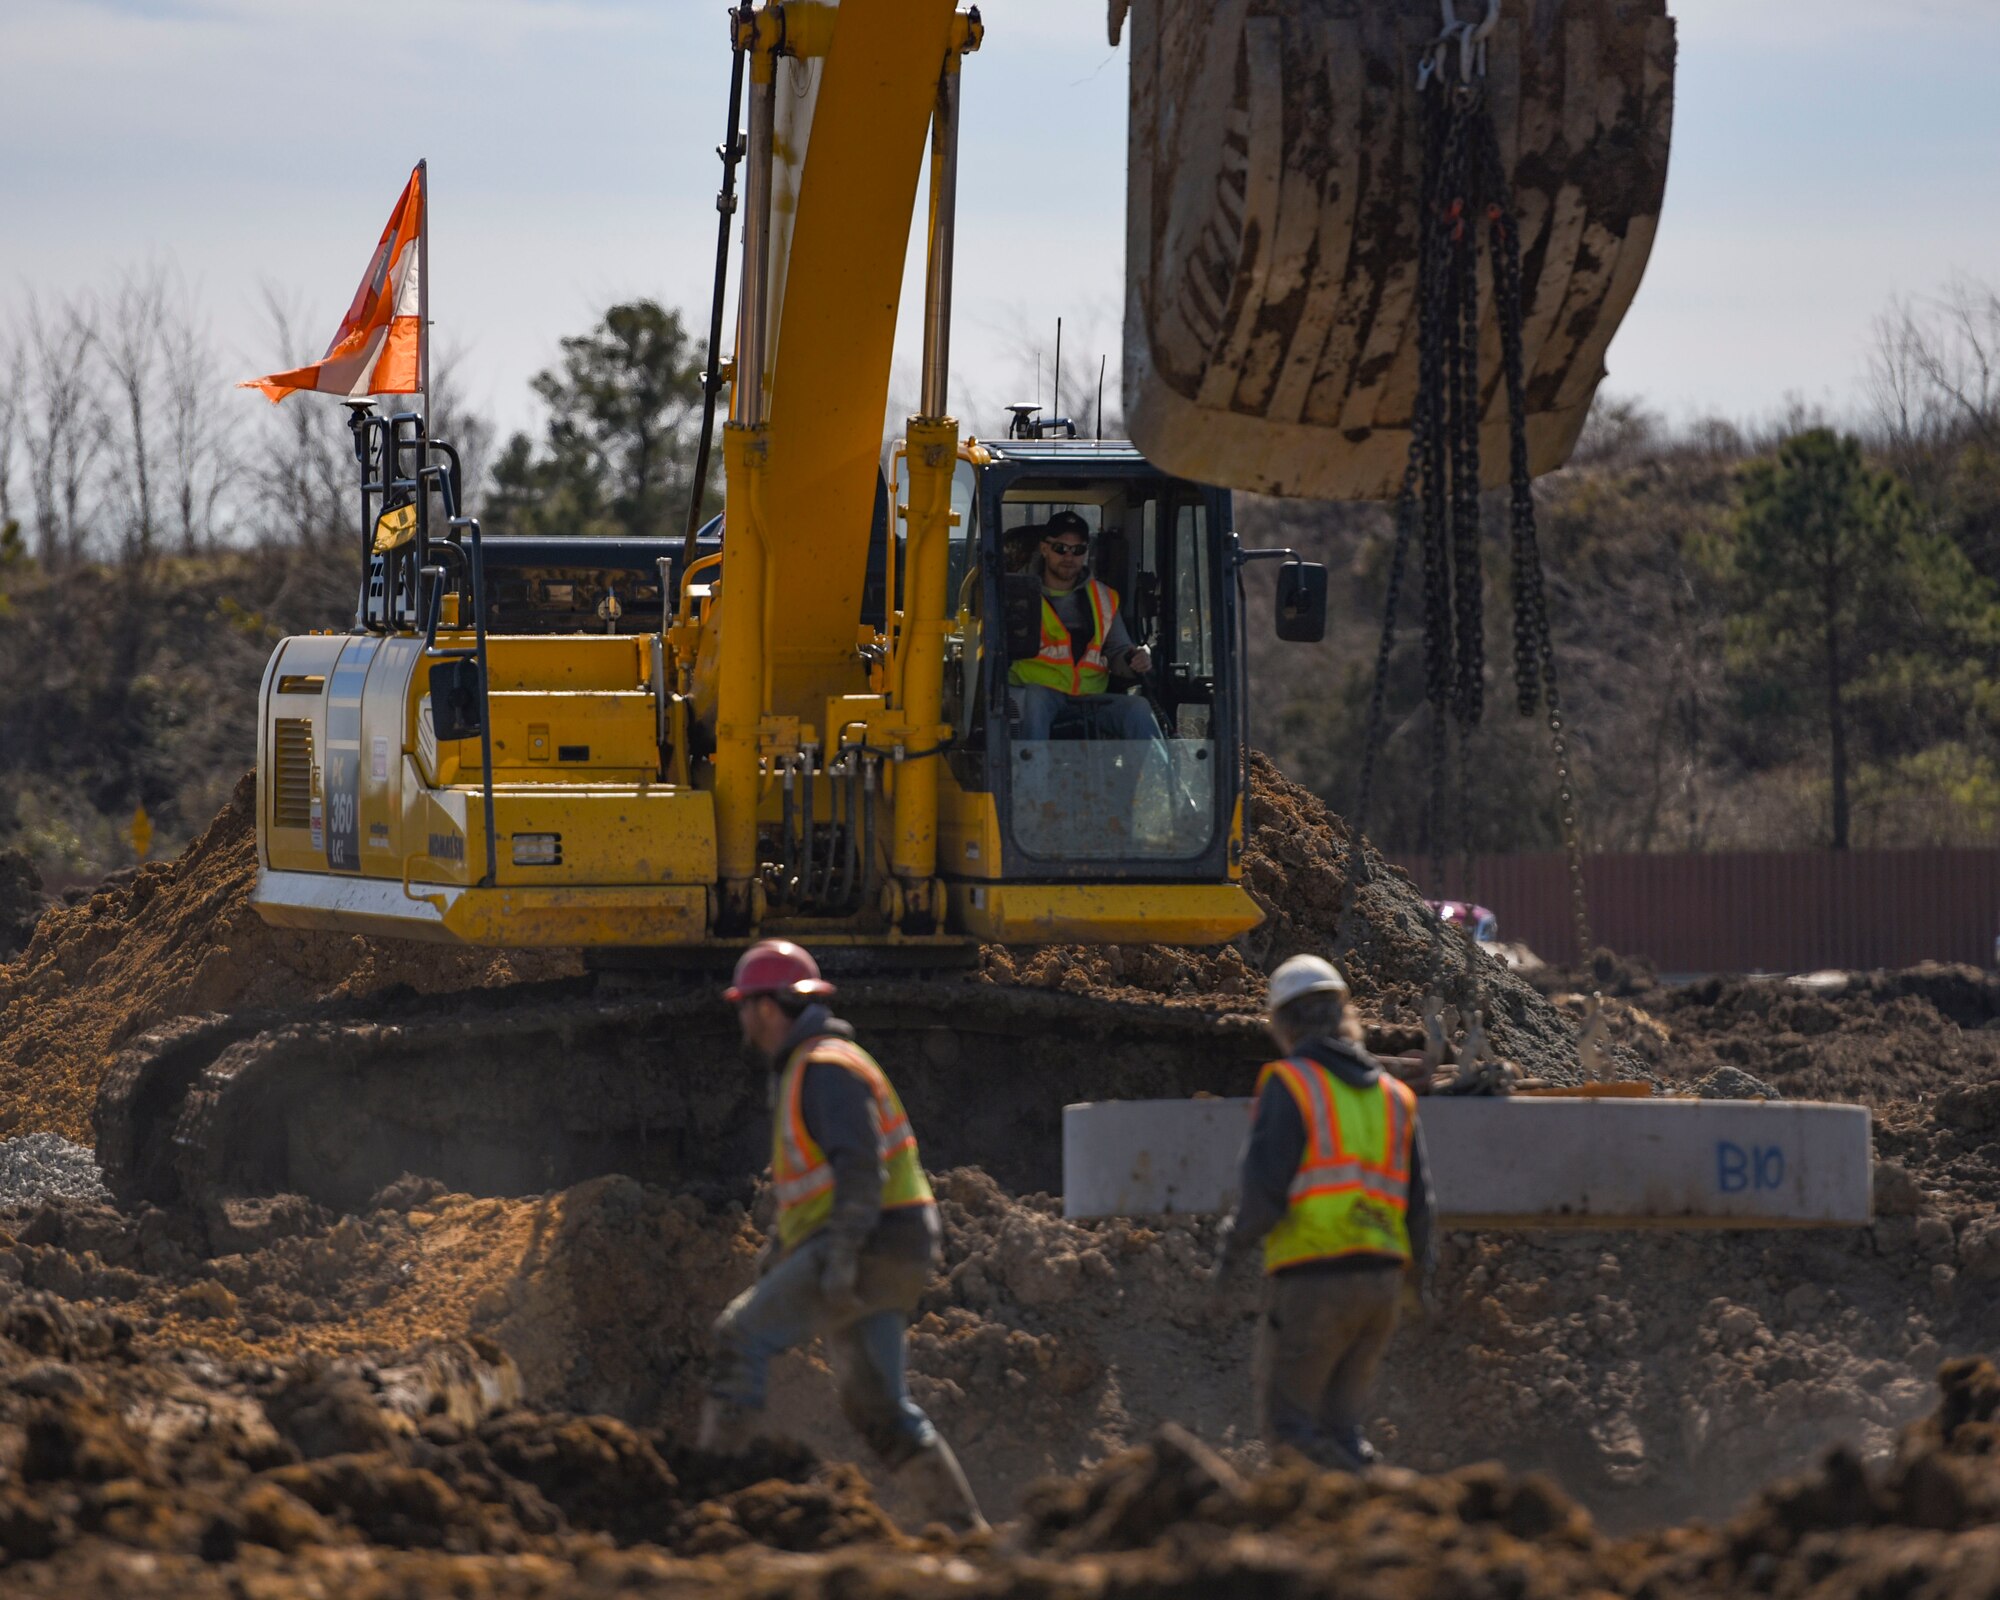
[1043, 511, 1091, 540]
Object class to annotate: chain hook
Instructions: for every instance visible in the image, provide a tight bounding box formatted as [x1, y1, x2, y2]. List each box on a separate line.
[1466, 0, 1500, 82]
[1421, 0, 1498, 88]
[1418, 0, 1456, 89]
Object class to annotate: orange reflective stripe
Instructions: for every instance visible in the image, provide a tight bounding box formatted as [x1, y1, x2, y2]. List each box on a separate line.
[1381, 1076, 1415, 1181]
[1021, 582, 1118, 696]
[1268, 1056, 1413, 1197]
[1291, 1172, 1410, 1202]
[780, 1039, 922, 1173]
[1259, 1059, 1337, 1165]
[768, 1160, 824, 1200]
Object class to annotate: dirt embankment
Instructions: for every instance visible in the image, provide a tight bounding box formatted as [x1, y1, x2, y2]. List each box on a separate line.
[0, 945, 1986, 1586]
[0, 775, 583, 1144]
[0, 1256, 1992, 1598]
[985, 751, 1591, 1073]
[4, 758, 2000, 1589]
[0, 1090, 1992, 1546]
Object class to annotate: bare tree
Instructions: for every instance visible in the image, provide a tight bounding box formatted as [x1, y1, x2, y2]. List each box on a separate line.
[1871, 278, 2000, 453]
[1572, 393, 1661, 469]
[253, 285, 352, 550]
[426, 343, 495, 514]
[160, 282, 235, 555]
[21, 295, 106, 567]
[100, 265, 170, 563]
[0, 336, 22, 534]
[1869, 278, 2000, 528]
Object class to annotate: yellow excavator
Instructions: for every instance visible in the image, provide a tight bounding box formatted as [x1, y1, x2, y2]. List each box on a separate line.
[248, 0, 1672, 957]
[98, 0, 1676, 1216]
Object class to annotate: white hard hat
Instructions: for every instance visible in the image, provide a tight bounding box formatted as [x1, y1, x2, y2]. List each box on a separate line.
[1266, 954, 1350, 1017]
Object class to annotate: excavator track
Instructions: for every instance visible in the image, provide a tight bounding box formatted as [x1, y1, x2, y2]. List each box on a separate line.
[94, 977, 1268, 1223]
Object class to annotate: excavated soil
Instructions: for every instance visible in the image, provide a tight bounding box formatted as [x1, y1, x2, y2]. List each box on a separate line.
[979, 753, 1585, 1075]
[0, 1185, 1991, 1595]
[2, 764, 1998, 1589]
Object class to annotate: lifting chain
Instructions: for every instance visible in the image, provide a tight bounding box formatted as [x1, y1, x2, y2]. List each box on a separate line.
[1354, 31, 1603, 1087]
[1402, 80, 1488, 899]
[1472, 102, 1595, 973]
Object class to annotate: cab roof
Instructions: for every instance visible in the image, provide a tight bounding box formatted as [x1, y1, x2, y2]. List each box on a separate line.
[975, 436, 1149, 468]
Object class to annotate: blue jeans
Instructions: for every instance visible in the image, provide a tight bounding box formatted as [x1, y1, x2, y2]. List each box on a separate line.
[1009, 683, 1160, 741]
[709, 1232, 938, 1466]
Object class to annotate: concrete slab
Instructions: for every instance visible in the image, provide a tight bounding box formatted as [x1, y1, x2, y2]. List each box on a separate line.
[1062, 1095, 1873, 1228]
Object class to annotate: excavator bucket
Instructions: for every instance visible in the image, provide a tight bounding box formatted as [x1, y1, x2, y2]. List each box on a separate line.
[1122, 0, 1676, 501]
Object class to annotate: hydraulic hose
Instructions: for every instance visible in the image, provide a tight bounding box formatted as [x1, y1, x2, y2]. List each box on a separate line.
[682, 23, 749, 570]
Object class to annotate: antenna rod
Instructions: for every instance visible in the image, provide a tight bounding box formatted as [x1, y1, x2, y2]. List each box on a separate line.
[1053, 316, 1063, 429]
[1097, 354, 1106, 440]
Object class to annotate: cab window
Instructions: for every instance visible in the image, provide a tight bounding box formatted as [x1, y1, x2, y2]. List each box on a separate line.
[991, 476, 1221, 863]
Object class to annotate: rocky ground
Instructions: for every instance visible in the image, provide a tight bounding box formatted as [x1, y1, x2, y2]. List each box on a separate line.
[0, 767, 1995, 1592]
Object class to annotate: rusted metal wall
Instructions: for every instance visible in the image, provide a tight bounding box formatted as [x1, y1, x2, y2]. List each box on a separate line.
[1391, 850, 2000, 973]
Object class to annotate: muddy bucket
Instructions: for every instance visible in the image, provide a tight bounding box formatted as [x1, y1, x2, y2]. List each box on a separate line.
[1122, 0, 1676, 500]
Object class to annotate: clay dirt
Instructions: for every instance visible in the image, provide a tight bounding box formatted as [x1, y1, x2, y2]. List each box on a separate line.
[0, 764, 1995, 1595]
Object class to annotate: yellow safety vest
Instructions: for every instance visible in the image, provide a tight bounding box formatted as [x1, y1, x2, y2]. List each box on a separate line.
[1008, 579, 1119, 696]
[1256, 1055, 1416, 1275]
[772, 1036, 935, 1252]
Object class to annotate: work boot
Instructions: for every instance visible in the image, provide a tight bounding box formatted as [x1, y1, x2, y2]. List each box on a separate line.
[696, 1396, 761, 1455]
[1325, 1425, 1379, 1471]
[892, 1438, 989, 1535]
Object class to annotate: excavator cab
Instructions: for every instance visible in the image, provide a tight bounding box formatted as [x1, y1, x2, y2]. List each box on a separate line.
[966, 440, 1232, 875]
[886, 435, 1316, 941]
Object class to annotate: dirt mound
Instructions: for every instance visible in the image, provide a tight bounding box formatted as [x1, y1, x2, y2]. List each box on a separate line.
[0, 774, 583, 1144]
[1644, 966, 2000, 1111]
[1001, 1359, 2000, 1595]
[0, 1292, 897, 1589]
[981, 754, 1597, 1081]
[0, 1259, 1993, 1600]
[5, 1137, 1986, 1539]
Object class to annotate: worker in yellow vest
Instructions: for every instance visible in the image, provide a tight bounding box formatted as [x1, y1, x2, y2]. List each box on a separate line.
[1006, 512, 1159, 742]
[1213, 954, 1435, 1469]
[700, 939, 987, 1533]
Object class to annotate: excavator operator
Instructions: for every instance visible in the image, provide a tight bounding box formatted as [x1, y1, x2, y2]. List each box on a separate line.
[700, 940, 988, 1534]
[1007, 511, 1158, 742]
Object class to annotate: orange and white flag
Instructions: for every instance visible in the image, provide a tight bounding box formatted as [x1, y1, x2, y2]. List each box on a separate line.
[244, 162, 426, 403]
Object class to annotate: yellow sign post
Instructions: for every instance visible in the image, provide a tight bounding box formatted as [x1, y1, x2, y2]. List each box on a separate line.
[129, 805, 153, 863]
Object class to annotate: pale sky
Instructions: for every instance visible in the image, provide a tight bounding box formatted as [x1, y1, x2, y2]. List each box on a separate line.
[3, 0, 1997, 446]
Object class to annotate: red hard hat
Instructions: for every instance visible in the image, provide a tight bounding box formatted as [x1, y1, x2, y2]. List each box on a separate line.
[723, 939, 835, 1004]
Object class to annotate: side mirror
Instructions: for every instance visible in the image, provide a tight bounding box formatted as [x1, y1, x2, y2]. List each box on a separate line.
[1275, 561, 1329, 643]
[430, 659, 486, 741]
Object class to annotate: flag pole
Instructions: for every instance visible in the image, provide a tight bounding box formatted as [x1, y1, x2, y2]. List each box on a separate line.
[417, 159, 430, 418]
